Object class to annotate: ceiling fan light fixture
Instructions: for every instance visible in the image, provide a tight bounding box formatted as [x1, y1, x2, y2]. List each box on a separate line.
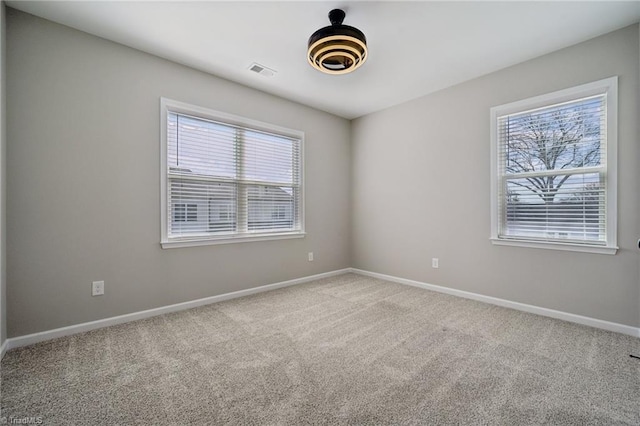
[307, 9, 367, 75]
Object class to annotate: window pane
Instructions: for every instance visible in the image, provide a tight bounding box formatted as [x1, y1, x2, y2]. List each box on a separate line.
[170, 179, 236, 235]
[501, 96, 604, 174]
[168, 113, 237, 179]
[503, 173, 605, 243]
[243, 130, 297, 184]
[247, 185, 295, 231]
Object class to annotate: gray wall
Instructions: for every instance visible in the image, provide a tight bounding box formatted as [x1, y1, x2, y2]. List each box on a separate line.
[352, 24, 640, 327]
[6, 10, 351, 337]
[1, 2, 6, 346]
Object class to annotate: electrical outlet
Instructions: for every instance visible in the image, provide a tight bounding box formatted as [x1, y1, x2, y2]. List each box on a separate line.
[432, 258, 439, 269]
[308, 252, 314, 262]
[92, 280, 104, 296]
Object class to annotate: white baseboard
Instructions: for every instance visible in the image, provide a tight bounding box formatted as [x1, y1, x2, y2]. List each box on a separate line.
[3, 268, 351, 354]
[350, 268, 640, 338]
[3, 266, 637, 357]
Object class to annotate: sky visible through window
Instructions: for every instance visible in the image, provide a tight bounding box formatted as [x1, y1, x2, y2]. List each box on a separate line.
[500, 95, 605, 242]
[503, 96, 603, 205]
[167, 113, 296, 188]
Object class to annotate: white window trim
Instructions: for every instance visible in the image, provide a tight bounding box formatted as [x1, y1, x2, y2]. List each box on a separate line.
[160, 98, 305, 249]
[489, 77, 618, 255]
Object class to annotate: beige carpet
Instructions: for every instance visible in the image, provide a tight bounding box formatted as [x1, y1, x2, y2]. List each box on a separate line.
[2, 273, 639, 425]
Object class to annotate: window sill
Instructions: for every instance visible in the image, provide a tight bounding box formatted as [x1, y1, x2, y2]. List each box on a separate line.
[162, 231, 306, 249]
[490, 238, 617, 255]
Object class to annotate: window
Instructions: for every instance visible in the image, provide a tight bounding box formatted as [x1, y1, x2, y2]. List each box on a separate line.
[161, 99, 304, 248]
[490, 77, 617, 254]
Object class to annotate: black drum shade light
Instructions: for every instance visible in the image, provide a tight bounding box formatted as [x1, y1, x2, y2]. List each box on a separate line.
[307, 9, 367, 75]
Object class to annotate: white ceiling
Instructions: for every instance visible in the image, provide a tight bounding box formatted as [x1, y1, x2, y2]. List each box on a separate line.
[8, 1, 640, 119]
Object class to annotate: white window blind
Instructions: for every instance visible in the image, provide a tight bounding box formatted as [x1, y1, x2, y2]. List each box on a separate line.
[161, 99, 304, 247]
[490, 77, 617, 254]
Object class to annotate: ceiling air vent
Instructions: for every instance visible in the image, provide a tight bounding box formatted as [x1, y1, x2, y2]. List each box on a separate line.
[248, 62, 276, 77]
